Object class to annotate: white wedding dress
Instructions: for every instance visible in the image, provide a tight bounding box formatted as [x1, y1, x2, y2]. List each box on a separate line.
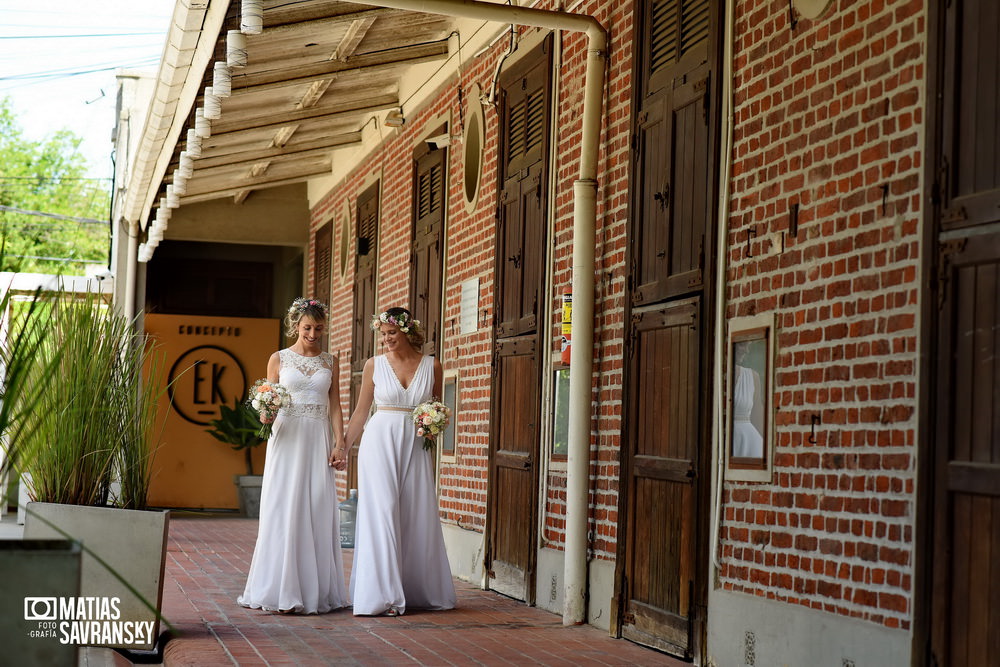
[350, 354, 456, 615]
[731, 364, 764, 458]
[238, 349, 349, 614]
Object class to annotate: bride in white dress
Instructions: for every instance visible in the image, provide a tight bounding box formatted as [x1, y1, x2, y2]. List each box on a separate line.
[337, 307, 456, 616]
[238, 298, 349, 614]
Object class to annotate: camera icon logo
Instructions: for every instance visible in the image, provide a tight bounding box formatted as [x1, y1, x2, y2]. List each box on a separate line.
[24, 597, 58, 621]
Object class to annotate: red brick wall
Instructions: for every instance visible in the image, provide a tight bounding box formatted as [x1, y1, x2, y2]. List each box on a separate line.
[310, 0, 636, 561]
[719, 0, 925, 629]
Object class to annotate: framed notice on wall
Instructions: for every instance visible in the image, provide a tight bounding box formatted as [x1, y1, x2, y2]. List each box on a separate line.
[725, 314, 775, 482]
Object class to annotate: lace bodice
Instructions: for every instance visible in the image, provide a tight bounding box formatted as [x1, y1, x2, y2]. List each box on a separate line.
[278, 349, 333, 420]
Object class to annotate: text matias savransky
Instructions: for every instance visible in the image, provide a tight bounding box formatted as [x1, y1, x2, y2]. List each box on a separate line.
[23, 596, 156, 645]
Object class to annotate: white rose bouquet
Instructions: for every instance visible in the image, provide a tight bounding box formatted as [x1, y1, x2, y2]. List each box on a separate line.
[248, 379, 291, 440]
[411, 399, 451, 450]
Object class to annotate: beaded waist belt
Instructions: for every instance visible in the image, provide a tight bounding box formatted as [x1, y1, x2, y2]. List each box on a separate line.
[377, 405, 415, 413]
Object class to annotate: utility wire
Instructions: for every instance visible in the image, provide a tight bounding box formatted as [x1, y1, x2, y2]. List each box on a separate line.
[0, 32, 164, 39]
[3, 253, 104, 265]
[0, 204, 106, 225]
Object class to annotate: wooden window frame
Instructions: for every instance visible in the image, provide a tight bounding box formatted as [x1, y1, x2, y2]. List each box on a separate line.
[725, 314, 775, 482]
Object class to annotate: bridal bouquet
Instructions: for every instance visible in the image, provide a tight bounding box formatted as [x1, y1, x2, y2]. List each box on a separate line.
[412, 400, 451, 450]
[248, 379, 291, 440]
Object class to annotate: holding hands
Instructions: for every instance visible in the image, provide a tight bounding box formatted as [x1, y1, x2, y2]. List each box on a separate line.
[329, 442, 349, 470]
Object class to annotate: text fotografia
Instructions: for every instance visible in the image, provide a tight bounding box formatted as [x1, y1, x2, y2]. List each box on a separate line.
[23, 596, 155, 646]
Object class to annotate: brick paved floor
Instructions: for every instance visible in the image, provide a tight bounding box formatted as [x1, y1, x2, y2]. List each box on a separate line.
[158, 513, 687, 666]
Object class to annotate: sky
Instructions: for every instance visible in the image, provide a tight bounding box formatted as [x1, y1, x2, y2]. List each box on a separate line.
[0, 0, 176, 181]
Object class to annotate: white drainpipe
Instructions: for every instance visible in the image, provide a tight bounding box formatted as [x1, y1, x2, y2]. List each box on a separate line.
[363, 0, 607, 626]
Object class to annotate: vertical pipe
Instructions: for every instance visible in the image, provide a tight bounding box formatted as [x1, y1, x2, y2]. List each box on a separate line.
[125, 223, 139, 323]
[352, 0, 607, 626]
[563, 33, 607, 625]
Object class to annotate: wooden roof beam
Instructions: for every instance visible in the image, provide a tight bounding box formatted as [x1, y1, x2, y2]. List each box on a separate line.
[230, 40, 449, 94]
[209, 95, 398, 136]
[332, 15, 377, 61]
[179, 170, 333, 205]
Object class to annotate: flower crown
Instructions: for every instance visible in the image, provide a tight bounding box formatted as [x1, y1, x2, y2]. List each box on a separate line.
[289, 297, 327, 317]
[371, 310, 420, 334]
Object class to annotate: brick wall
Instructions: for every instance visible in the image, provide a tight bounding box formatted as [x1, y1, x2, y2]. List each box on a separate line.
[719, 0, 925, 629]
[310, 0, 636, 561]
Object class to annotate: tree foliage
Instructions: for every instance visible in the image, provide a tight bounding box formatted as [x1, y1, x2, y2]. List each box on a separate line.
[0, 96, 111, 275]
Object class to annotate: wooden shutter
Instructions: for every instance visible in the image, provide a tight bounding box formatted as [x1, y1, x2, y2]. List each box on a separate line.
[313, 223, 333, 350]
[410, 144, 446, 356]
[939, 0, 1000, 230]
[645, 0, 711, 97]
[351, 182, 379, 375]
[632, 0, 711, 307]
[496, 47, 551, 337]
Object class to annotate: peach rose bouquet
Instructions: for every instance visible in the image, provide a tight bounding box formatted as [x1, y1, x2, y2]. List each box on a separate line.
[411, 399, 451, 450]
[248, 379, 291, 439]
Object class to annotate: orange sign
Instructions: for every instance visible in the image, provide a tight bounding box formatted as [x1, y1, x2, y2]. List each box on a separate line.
[145, 314, 280, 509]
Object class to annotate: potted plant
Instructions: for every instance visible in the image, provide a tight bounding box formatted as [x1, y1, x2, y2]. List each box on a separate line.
[5, 289, 172, 652]
[205, 399, 266, 517]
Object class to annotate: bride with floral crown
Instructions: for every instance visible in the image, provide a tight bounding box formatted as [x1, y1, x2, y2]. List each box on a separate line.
[238, 298, 349, 614]
[335, 307, 456, 616]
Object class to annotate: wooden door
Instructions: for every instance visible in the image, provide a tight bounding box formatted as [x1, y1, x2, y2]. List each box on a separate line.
[410, 143, 446, 357]
[621, 299, 700, 655]
[618, 0, 716, 658]
[486, 38, 552, 603]
[348, 182, 379, 490]
[928, 1, 1000, 663]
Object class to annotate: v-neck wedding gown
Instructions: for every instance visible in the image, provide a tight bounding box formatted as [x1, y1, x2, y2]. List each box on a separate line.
[238, 349, 349, 614]
[350, 354, 456, 616]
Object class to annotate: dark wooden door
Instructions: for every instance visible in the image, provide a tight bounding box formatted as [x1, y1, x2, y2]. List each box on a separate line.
[928, 1, 1000, 663]
[618, 0, 716, 658]
[410, 144, 446, 357]
[621, 299, 700, 655]
[486, 37, 552, 603]
[349, 182, 379, 490]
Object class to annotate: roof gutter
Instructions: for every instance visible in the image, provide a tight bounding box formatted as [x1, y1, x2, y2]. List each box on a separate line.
[121, 0, 226, 230]
[363, 0, 608, 627]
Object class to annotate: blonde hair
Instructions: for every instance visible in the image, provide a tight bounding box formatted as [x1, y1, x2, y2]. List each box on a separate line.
[284, 297, 328, 338]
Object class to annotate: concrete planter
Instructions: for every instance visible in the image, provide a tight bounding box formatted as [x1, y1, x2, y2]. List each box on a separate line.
[236, 475, 263, 518]
[0, 539, 81, 666]
[22, 502, 169, 651]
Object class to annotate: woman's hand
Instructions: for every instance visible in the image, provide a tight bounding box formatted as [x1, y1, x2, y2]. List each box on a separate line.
[329, 445, 348, 470]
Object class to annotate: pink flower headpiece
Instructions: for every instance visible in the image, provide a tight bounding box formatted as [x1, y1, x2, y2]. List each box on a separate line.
[371, 310, 420, 334]
[289, 297, 327, 317]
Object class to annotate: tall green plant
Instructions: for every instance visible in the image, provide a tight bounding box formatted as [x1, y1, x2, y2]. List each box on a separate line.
[14, 290, 167, 509]
[0, 286, 61, 483]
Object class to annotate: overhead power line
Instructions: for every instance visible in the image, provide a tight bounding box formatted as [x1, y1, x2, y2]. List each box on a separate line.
[0, 32, 164, 40]
[0, 204, 106, 225]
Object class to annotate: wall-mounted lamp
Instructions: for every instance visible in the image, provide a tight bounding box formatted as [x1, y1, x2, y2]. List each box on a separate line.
[425, 133, 452, 149]
[384, 108, 405, 127]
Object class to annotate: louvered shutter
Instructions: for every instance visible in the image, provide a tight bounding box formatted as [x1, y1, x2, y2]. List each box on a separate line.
[410, 145, 446, 355]
[351, 182, 379, 374]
